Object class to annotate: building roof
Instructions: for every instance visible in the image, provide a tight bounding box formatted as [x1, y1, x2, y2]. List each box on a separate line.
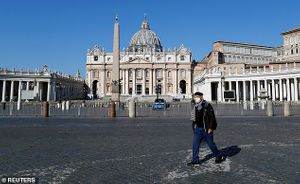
[281, 27, 300, 35]
[214, 41, 276, 49]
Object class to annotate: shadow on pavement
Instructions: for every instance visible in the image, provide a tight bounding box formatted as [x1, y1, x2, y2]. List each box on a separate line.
[200, 145, 241, 164]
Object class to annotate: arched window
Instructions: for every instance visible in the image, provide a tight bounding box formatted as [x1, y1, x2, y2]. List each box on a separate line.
[168, 71, 172, 78]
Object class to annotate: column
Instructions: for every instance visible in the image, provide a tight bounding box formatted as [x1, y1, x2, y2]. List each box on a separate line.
[221, 80, 225, 102]
[126, 69, 129, 95]
[36, 81, 40, 101]
[153, 69, 156, 95]
[257, 80, 260, 101]
[272, 79, 275, 101]
[217, 81, 222, 102]
[10, 81, 14, 101]
[228, 81, 232, 102]
[243, 81, 246, 101]
[26, 81, 29, 91]
[295, 78, 298, 101]
[187, 69, 192, 95]
[47, 81, 51, 101]
[122, 69, 126, 95]
[236, 81, 240, 102]
[287, 78, 290, 101]
[268, 82, 271, 98]
[102, 69, 106, 95]
[2, 80, 6, 102]
[275, 82, 279, 100]
[142, 69, 146, 95]
[283, 81, 287, 99]
[149, 69, 153, 95]
[291, 80, 295, 101]
[18, 81, 22, 101]
[174, 69, 178, 94]
[250, 80, 253, 101]
[162, 69, 166, 95]
[207, 81, 212, 101]
[132, 69, 136, 95]
[279, 79, 283, 101]
[264, 79, 267, 94]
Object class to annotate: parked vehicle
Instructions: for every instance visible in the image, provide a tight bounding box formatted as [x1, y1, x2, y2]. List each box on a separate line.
[152, 98, 167, 110]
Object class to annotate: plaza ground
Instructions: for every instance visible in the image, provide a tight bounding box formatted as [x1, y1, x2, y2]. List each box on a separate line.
[0, 116, 299, 183]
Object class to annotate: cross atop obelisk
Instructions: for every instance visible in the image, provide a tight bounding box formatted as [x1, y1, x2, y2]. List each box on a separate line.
[111, 15, 120, 102]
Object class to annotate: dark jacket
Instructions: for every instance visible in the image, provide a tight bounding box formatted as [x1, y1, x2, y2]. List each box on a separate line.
[192, 100, 217, 132]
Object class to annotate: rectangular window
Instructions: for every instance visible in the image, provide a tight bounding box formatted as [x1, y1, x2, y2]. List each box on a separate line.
[29, 82, 34, 90]
[136, 85, 142, 95]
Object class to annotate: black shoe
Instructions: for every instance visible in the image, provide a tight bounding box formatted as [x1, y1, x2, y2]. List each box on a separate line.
[187, 161, 200, 166]
[215, 156, 226, 164]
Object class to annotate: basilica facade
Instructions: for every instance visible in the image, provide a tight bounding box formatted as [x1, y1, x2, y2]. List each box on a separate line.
[86, 17, 193, 100]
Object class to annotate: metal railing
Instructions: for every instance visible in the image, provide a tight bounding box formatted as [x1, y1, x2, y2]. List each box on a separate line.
[0, 101, 299, 117]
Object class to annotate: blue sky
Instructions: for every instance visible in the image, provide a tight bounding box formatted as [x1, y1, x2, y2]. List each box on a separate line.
[0, 0, 299, 77]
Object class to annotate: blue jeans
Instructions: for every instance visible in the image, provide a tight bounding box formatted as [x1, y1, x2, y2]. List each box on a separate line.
[192, 127, 220, 162]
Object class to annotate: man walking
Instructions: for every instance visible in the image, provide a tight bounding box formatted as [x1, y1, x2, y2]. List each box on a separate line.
[188, 92, 225, 165]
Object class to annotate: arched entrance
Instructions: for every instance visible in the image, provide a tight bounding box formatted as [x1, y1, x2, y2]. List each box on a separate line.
[179, 80, 186, 94]
[92, 80, 98, 99]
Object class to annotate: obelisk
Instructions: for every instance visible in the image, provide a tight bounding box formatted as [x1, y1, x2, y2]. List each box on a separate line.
[111, 15, 120, 102]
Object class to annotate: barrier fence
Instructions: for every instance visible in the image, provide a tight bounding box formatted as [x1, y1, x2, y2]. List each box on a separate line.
[0, 101, 300, 117]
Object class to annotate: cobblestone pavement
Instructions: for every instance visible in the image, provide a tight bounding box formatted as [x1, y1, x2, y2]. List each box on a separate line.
[0, 116, 299, 184]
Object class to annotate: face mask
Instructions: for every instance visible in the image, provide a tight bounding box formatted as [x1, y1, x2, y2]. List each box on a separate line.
[194, 98, 201, 103]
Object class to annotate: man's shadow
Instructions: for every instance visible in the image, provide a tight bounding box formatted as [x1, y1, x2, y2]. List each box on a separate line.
[199, 145, 241, 164]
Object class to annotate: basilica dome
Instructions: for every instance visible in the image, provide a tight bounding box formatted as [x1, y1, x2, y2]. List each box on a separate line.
[128, 17, 163, 52]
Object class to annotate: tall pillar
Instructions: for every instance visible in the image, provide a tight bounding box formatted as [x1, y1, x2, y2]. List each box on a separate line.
[149, 69, 153, 95]
[268, 82, 271, 98]
[125, 69, 129, 95]
[229, 81, 232, 90]
[26, 81, 29, 91]
[187, 69, 192, 95]
[236, 81, 240, 102]
[272, 79, 275, 101]
[174, 69, 178, 94]
[17, 81, 22, 110]
[206, 81, 212, 101]
[275, 82, 279, 100]
[111, 16, 120, 102]
[295, 78, 298, 101]
[283, 81, 287, 99]
[287, 78, 290, 101]
[132, 69, 136, 95]
[243, 81, 246, 101]
[221, 80, 225, 102]
[264, 79, 267, 94]
[122, 69, 126, 95]
[279, 79, 283, 101]
[153, 69, 156, 95]
[2, 80, 6, 102]
[99, 69, 106, 96]
[250, 80, 253, 101]
[162, 69, 166, 95]
[47, 81, 51, 101]
[36, 81, 40, 101]
[218, 81, 222, 102]
[10, 81, 14, 101]
[291, 80, 295, 101]
[257, 80, 260, 101]
[142, 69, 146, 95]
